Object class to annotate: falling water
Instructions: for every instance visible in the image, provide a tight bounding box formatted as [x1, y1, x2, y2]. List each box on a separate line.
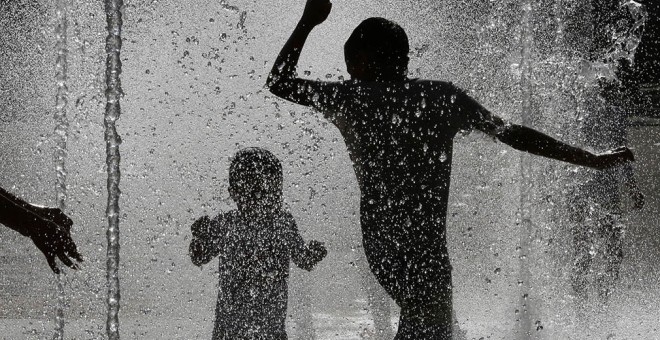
[517, 1, 535, 339]
[104, 0, 124, 339]
[52, 0, 69, 339]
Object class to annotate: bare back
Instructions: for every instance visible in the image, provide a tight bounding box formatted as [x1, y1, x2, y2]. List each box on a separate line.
[274, 78, 484, 241]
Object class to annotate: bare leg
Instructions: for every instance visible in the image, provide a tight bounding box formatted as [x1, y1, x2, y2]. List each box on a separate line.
[358, 251, 394, 339]
[394, 301, 453, 340]
[571, 221, 593, 301]
[596, 213, 624, 301]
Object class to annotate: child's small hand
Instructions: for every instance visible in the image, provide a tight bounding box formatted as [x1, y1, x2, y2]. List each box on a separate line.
[307, 240, 327, 263]
[191, 215, 212, 238]
[301, 0, 332, 27]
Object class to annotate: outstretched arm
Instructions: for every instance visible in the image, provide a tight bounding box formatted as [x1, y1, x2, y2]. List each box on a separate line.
[496, 125, 632, 169]
[189, 215, 223, 266]
[456, 91, 634, 170]
[266, 0, 333, 106]
[284, 215, 327, 271]
[0, 186, 83, 274]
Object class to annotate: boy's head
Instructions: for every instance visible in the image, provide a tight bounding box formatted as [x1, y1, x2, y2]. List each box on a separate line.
[344, 17, 410, 82]
[228, 147, 283, 215]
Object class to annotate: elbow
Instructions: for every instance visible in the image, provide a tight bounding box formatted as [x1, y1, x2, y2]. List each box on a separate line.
[495, 125, 524, 151]
[266, 77, 285, 98]
[265, 71, 279, 91]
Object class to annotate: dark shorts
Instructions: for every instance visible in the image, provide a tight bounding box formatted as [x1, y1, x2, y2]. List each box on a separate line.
[360, 194, 453, 312]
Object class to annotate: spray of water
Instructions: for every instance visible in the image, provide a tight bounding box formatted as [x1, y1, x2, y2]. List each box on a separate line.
[582, 1, 647, 82]
[52, 0, 69, 339]
[103, 0, 124, 339]
[517, 1, 535, 339]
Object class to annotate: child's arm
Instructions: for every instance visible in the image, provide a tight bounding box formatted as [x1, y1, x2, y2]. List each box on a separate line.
[189, 215, 223, 266]
[454, 90, 635, 170]
[292, 239, 327, 271]
[284, 214, 327, 271]
[0, 186, 83, 274]
[266, 0, 335, 107]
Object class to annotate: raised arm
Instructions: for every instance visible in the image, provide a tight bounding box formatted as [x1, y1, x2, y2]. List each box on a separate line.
[266, 0, 333, 106]
[189, 215, 223, 266]
[455, 91, 634, 170]
[0, 186, 83, 274]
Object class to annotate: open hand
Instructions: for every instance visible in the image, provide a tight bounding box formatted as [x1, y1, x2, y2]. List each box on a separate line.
[594, 146, 634, 170]
[191, 215, 212, 238]
[28, 207, 83, 274]
[307, 240, 327, 264]
[301, 0, 332, 27]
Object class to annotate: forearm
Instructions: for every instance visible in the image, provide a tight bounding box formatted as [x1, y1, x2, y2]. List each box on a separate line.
[266, 20, 314, 93]
[496, 124, 600, 169]
[0, 187, 36, 236]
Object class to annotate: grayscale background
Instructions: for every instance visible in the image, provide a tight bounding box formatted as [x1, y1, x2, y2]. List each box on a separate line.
[1, 0, 658, 339]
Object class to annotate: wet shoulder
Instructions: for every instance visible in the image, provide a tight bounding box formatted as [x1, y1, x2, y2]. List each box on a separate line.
[408, 79, 462, 101]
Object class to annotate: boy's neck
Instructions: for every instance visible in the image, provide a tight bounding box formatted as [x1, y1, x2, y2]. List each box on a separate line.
[353, 74, 409, 83]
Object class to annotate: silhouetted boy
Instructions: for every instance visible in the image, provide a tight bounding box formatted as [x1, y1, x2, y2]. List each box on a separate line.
[189, 147, 327, 340]
[0, 186, 82, 274]
[266, 1, 636, 338]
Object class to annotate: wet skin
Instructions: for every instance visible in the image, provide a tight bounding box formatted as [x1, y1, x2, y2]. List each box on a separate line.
[0, 186, 83, 274]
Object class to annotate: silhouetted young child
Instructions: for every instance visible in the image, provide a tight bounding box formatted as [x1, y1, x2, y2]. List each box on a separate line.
[189, 147, 327, 340]
[266, 1, 636, 339]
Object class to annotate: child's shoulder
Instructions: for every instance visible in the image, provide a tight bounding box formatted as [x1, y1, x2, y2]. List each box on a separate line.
[408, 78, 461, 93]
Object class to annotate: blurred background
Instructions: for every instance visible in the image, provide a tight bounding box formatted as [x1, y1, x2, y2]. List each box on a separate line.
[1, 0, 658, 339]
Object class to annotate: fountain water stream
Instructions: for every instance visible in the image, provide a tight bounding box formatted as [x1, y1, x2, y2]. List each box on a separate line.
[103, 0, 124, 338]
[52, 0, 69, 338]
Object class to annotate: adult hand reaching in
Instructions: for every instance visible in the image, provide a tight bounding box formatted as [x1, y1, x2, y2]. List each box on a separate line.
[593, 146, 635, 170]
[1, 187, 83, 274]
[27, 206, 83, 274]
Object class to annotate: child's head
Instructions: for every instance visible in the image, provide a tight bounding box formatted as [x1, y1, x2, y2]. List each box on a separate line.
[344, 17, 410, 82]
[228, 147, 283, 215]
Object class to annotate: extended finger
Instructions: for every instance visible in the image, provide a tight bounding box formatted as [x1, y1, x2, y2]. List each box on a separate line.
[57, 252, 79, 270]
[65, 242, 84, 263]
[46, 254, 61, 275]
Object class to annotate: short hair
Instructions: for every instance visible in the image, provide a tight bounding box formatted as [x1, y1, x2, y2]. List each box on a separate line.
[344, 17, 409, 67]
[229, 147, 283, 192]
